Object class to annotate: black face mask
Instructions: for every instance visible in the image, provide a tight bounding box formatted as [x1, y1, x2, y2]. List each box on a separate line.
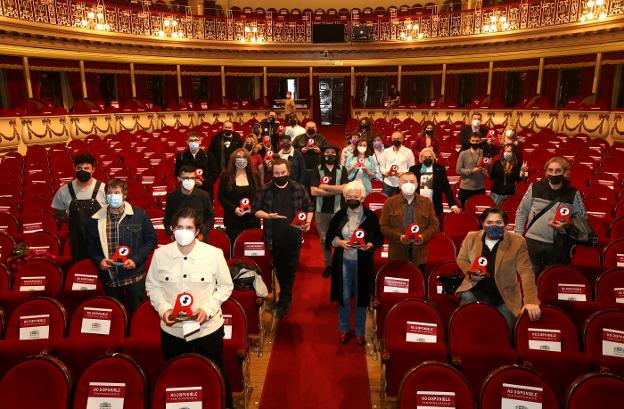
[360, 124, 368, 131]
[75, 170, 91, 183]
[306, 128, 315, 136]
[392, 140, 402, 148]
[324, 155, 336, 165]
[244, 143, 254, 151]
[425, 129, 434, 136]
[548, 174, 564, 185]
[253, 129, 261, 136]
[346, 199, 361, 209]
[289, 120, 297, 127]
[281, 141, 291, 149]
[269, 117, 276, 122]
[423, 158, 434, 167]
[224, 130, 233, 138]
[470, 143, 480, 150]
[273, 175, 288, 186]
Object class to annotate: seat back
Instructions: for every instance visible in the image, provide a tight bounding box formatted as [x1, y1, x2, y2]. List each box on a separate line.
[384, 299, 444, 350]
[67, 296, 127, 341]
[567, 372, 624, 409]
[0, 231, 15, 265]
[64, 259, 101, 291]
[221, 298, 247, 351]
[480, 365, 559, 409]
[537, 265, 592, 303]
[72, 354, 147, 409]
[449, 303, 511, 353]
[21, 231, 62, 256]
[582, 309, 624, 362]
[424, 232, 457, 275]
[442, 212, 480, 249]
[602, 238, 624, 269]
[0, 355, 72, 409]
[397, 362, 474, 409]
[208, 228, 231, 259]
[463, 194, 496, 216]
[151, 353, 225, 409]
[595, 268, 624, 305]
[364, 191, 388, 212]
[514, 305, 580, 355]
[128, 301, 161, 340]
[233, 229, 272, 291]
[6, 297, 67, 341]
[0, 212, 19, 236]
[11, 258, 63, 293]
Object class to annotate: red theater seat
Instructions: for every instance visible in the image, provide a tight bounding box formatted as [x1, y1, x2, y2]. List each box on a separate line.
[233, 229, 273, 292]
[426, 260, 461, 323]
[463, 194, 496, 216]
[603, 238, 624, 268]
[566, 372, 624, 409]
[424, 232, 457, 278]
[208, 228, 232, 259]
[11, 257, 63, 294]
[594, 268, 624, 306]
[480, 365, 559, 409]
[442, 212, 480, 249]
[221, 298, 249, 403]
[582, 309, 624, 377]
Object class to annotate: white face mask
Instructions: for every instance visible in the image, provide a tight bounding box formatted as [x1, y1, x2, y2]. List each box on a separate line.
[181, 179, 195, 191]
[174, 229, 196, 247]
[505, 129, 514, 137]
[472, 119, 481, 128]
[357, 146, 367, 154]
[503, 152, 513, 161]
[401, 182, 416, 196]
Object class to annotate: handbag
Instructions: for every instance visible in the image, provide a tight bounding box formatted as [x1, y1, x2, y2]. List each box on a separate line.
[436, 274, 464, 295]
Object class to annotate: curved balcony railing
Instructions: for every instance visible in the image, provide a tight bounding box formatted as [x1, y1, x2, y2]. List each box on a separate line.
[0, 0, 622, 43]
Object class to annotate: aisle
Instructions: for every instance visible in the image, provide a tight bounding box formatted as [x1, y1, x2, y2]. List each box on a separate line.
[259, 231, 372, 409]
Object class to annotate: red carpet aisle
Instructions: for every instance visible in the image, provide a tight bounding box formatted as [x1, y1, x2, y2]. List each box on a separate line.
[259, 231, 372, 409]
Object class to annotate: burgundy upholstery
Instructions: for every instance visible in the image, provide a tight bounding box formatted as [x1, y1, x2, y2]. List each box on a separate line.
[595, 268, 624, 305]
[383, 299, 447, 397]
[424, 232, 457, 277]
[11, 258, 63, 293]
[228, 257, 263, 338]
[120, 301, 164, 386]
[208, 228, 232, 259]
[442, 212, 480, 249]
[56, 296, 128, 380]
[21, 231, 62, 256]
[449, 303, 517, 392]
[233, 229, 273, 292]
[0, 355, 71, 409]
[63, 259, 100, 291]
[57, 259, 104, 316]
[566, 372, 624, 409]
[397, 361, 474, 409]
[480, 365, 559, 409]
[463, 194, 496, 216]
[221, 298, 248, 393]
[514, 305, 591, 406]
[0, 231, 15, 265]
[151, 353, 225, 409]
[583, 309, 624, 377]
[375, 261, 425, 340]
[72, 354, 147, 409]
[0, 297, 67, 377]
[603, 238, 624, 268]
[0, 263, 9, 293]
[426, 260, 461, 324]
[570, 245, 603, 284]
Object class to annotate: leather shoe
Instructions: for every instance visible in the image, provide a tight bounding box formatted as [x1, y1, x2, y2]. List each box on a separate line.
[339, 332, 350, 344]
[355, 336, 366, 346]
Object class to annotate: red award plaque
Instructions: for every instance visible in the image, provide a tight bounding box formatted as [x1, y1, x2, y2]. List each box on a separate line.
[194, 168, 204, 182]
[478, 156, 492, 168]
[349, 229, 366, 248]
[553, 204, 571, 224]
[357, 157, 365, 167]
[262, 135, 271, 145]
[471, 256, 489, 276]
[171, 292, 194, 322]
[387, 164, 399, 176]
[320, 175, 331, 185]
[307, 138, 315, 147]
[112, 246, 130, 266]
[404, 224, 421, 242]
[292, 211, 307, 227]
[264, 150, 274, 161]
[240, 197, 251, 214]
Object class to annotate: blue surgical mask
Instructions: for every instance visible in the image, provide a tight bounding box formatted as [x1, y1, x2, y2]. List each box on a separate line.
[106, 194, 124, 209]
[188, 141, 199, 151]
[484, 225, 504, 240]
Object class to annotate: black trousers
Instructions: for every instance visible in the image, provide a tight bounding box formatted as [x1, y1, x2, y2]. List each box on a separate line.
[458, 188, 486, 208]
[526, 238, 568, 277]
[103, 278, 145, 317]
[161, 326, 233, 408]
[272, 242, 301, 311]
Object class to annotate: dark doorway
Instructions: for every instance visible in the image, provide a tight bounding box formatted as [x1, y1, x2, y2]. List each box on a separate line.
[458, 74, 476, 107]
[235, 77, 255, 103]
[190, 76, 211, 103]
[557, 69, 581, 107]
[39, 71, 62, 106]
[364, 76, 387, 107]
[98, 74, 117, 104]
[411, 75, 433, 105]
[319, 77, 345, 125]
[504, 71, 525, 107]
[143, 76, 165, 107]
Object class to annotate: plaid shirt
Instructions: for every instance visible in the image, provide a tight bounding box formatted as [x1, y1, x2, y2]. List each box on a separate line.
[252, 179, 313, 249]
[105, 209, 142, 287]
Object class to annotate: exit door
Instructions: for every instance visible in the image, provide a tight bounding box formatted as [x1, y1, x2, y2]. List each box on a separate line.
[319, 77, 345, 125]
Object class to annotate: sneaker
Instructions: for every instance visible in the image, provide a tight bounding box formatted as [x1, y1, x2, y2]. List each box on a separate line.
[322, 267, 332, 278]
[339, 332, 350, 344]
[355, 336, 366, 346]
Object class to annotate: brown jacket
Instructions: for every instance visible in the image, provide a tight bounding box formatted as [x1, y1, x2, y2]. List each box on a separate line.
[379, 193, 439, 265]
[455, 230, 540, 316]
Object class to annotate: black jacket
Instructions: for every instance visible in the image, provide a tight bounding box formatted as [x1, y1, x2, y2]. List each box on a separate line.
[325, 207, 384, 308]
[408, 162, 457, 215]
[208, 132, 243, 173]
[164, 188, 214, 236]
[217, 172, 261, 235]
[279, 149, 307, 185]
[174, 149, 219, 192]
[489, 160, 524, 196]
[459, 125, 488, 151]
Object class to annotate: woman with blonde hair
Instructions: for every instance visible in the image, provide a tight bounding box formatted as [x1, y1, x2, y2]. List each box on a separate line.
[408, 147, 460, 216]
[488, 144, 528, 206]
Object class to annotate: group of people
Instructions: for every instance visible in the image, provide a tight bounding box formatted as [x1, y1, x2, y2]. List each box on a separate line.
[49, 114, 588, 407]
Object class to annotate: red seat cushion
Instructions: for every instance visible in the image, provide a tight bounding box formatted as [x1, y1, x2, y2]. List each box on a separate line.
[386, 342, 448, 396]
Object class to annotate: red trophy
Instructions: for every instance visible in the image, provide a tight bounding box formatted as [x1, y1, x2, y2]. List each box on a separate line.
[553, 204, 571, 224]
[278, 125, 284, 135]
[404, 224, 421, 242]
[307, 138, 316, 147]
[194, 168, 204, 183]
[320, 175, 331, 185]
[349, 229, 366, 248]
[111, 246, 130, 266]
[264, 150, 274, 162]
[292, 211, 307, 227]
[357, 157, 365, 168]
[240, 197, 251, 214]
[387, 164, 399, 176]
[471, 256, 489, 276]
[171, 292, 194, 322]
[478, 156, 492, 168]
[262, 135, 272, 146]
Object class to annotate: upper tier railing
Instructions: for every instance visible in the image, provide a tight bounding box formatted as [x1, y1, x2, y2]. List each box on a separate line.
[0, 0, 623, 43]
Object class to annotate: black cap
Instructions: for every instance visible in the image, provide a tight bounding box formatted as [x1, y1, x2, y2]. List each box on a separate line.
[322, 144, 339, 153]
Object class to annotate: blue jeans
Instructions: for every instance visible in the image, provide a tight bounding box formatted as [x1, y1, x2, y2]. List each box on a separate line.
[382, 183, 400, 197]
[458, 290, 516, 332]
[338, 258, 367, 337]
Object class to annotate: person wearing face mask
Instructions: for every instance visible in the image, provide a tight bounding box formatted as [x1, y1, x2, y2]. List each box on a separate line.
[408, 147, 460, 216]
[488, 144, 528, 206]
[346, 139, 380, 193]
[514, 157, 587, 275]
[456, 133, 488, 208]
[293, 121, 327, 174]
[455, 207, 541, 330]
[276, 91, 297, 116]
[208, 121, 243, 174]
[86, 178, 157, 316]
[311, 145, 349, 278]
[252, 158, 314, 319]
[243, 134, 265, 184]
[413, 122, 439, 155]
[164, 165, 214, 240]
[52, 152, 106, 262]
[459, 112, 488, 152]
[379, 131, 416, 196]
[380, 172, 439, 271]
[358, 117, 373, 140]
[371, 135, 385, 170]
[284, 114, 306, 142]
[175, 132, 219, 198]
[277, 133, 307, 184]
[326, 181, 384, 345]
[260, 111, 280, 151]
[146, 206, 234, 409]
[218, 149, 261, 246]
[340, 131, 361, 167]
[499, 126, 523, 164]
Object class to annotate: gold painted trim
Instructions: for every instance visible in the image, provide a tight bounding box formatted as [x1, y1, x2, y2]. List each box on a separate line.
[0, 64, 22, 69]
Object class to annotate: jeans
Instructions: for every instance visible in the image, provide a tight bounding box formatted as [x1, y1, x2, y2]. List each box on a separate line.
[161, 326, 232, 409]
[272, 242, 301, 312]
[315, 211, 335, 268]
[338, 258, 367, 337]
[458, 290, 516, 332]
[490, 192, 509, 207]
[458, 188, 486, 208]
[382, 183, 400, 197]
[103, 278, 145, 317]
[526, 238, 567, 277]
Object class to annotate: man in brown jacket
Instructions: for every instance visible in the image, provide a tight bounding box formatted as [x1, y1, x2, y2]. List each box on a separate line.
[380, 172, 439, 271]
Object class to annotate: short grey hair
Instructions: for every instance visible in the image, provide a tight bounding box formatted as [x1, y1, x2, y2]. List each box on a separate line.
[419, 147, 437, 162]
[343, 180, 367, 199]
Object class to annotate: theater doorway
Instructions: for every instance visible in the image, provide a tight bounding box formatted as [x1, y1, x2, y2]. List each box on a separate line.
[319, 77, 345, 125]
